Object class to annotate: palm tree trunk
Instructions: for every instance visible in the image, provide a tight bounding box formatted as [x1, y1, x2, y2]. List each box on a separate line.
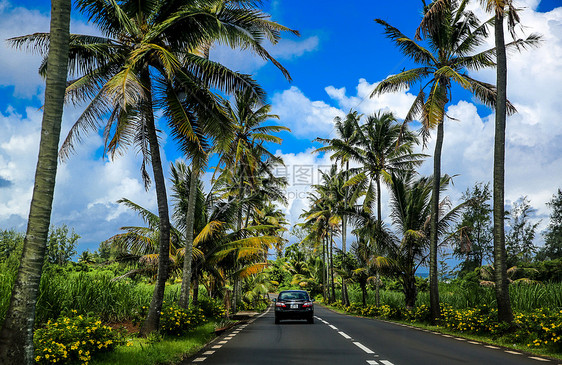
[429, 120, 444, 323]
[341, 161, 350, 305]
[179, 162, 199, 309]
[328, 234, 336, 303]
[493, 9, 513, 324]
[376, 175, 383, 307]
[322, 236, 327, 302]
[192, 267, 200, 307]
[0, 1, 70, 362]
[375, 271, 380, 307]
[140, 75, 171, 336]
[233, 173, 244, 314]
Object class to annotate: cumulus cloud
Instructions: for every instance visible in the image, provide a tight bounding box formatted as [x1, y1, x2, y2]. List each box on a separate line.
[0, 102, 169, 252]
[271, 86, 344, 137]
[0, 1, 98, 98]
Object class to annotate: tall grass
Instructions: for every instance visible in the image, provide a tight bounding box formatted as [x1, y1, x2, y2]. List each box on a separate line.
[341, 282, 562, 312]
[0, 265, 182, 324]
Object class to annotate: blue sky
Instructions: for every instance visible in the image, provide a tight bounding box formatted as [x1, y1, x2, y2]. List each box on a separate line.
[0, 0, 561, 262]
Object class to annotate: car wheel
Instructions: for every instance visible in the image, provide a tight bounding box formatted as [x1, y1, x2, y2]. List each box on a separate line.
[307, 316, 314, 324]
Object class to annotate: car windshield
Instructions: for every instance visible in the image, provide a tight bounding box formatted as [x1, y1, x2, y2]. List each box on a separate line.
[279, 292, 308, 301]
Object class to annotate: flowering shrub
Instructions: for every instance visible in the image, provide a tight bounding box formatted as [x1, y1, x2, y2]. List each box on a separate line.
[198, 298, 227, 318]
[332, 302, 561, 351]
[159, 304, 207, 336]
[34, 310, 126, 364]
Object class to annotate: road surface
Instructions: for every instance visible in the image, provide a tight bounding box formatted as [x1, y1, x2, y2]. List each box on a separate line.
[186, 305, 559, 365]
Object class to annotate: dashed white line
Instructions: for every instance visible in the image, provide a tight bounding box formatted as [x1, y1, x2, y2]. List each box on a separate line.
[441, 334, 452, 338]
[202, 351, 215, 355]
[505, 350, 522, 355]
[380, 360, 394, 365]
[528, 356, 550, 362]
[353, 341, 375, 354]
[338, 331, 352, 339]
[454, 338, 466, 341]
[485, 345, 500, 349]
[467, 341, 480, 344]
[329, 324, 338, 330]
[192, 357, 206, 362]
[366, 361, 378, 365]
[211, 345, 222, 349]
[218, 341, 228, 344]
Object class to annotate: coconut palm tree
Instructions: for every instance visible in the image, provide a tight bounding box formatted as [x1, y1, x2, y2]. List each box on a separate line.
[11, 0, 297, 334]
[371, 0, 539, 321]
[315, 111, 361, 305]
[476, 0, 540, 323]
[0, 1, 71, 363]
[387, 171, 463, 308]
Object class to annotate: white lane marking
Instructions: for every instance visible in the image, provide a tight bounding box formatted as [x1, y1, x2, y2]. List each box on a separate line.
[192, 357, 206, 362]
[218, 341, 228, 344]
[202, 351, 215, 355]
[329, 324, 338, 330]
[212, 345, 222, 349]
[485, 345, 499, 349]
[505, 351, 522, 355]
[353, 341, 375, 354]
[454, 338, 466, 341]
[467, 341, 480, 344]
[441, 334, 452, 338]
[338, 331, 352, 339]
[366, 361, 378, 365]
[380, 361, 394, 365]
[528, 356, 550, 362]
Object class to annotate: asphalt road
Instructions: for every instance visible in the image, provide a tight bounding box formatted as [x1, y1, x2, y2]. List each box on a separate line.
[187, 305, 559, 365]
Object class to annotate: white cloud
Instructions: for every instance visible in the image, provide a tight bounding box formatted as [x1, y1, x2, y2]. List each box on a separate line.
[271, 86, 345, 137]
[0, 1, 98, 98]
[326, 78, 417, 119]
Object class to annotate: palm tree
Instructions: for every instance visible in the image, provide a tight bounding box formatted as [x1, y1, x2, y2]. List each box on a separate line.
[387, 171, 463, 308]
[477, 0, 540, 324]
[315, 111, 361, 305]
[213, 90, 289, 311]
[0, 0, 71, 363]
[11, 0, 297, 334]
[371, 0, 537, 321]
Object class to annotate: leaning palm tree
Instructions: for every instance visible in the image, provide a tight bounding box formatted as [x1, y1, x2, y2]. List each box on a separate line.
[11, 0, 297, 334]
[372, 0, 537, 322]
[0, 0, 71, 363]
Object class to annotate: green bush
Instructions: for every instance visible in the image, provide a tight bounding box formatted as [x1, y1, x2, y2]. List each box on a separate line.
[34, 311, 127, 364]
[159, 304, 207, 336]
[197, 298, 227, 318]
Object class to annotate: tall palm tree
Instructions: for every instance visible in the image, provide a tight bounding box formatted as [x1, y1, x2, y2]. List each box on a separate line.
[213, 90, 289, 311]
[315, 111, 361, 305]
[0, 0, 71, 363]
[371, 0, 537, 321]
[11, 0, 296, 334]
[477, 0, 540, 324]
[322, 112, 424, 304]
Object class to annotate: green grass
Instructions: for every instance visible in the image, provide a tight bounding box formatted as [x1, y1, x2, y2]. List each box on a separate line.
[342, 282, 562, 311]
[90, 322, 217, 365]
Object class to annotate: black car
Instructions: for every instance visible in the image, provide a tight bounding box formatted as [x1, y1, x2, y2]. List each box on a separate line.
[274, 290, 314, 324]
